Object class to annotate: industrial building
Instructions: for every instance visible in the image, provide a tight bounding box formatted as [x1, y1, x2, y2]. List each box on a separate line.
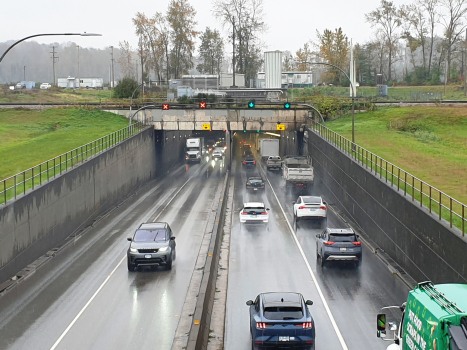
[256, 71, 313, 88]
[57, 77, 103, 89]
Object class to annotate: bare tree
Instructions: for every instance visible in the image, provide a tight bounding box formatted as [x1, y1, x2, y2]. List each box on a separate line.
[365, 0, 404, 81]
[117, 41, 135, 78]
[439, 0, 467, 81]
[167, 0, 198, 78]
[213, 0, 266, 86]
[415, 0, 439, 76]
[402, 4, 428, 71]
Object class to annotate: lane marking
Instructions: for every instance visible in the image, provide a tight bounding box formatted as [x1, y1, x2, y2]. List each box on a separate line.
[259, 165, 349, 350]
[50, 164, 205, 350]
[50, 256, 126, 350]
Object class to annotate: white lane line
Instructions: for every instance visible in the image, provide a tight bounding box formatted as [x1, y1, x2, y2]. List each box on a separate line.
[49, 256, 126, 350]
[259, 166, 349, 350]
[50, 167, 201, 350]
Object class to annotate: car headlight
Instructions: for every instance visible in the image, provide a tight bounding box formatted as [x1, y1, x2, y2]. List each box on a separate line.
[129, 247, 138, 253]
[159, 246, 169, 252]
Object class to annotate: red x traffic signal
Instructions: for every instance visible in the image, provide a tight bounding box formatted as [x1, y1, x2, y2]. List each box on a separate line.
[162, 103, 170, 110]
[199, 101, 207, 109]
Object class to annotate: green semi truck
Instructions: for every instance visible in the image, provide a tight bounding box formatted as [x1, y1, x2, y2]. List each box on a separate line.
[377, 281, 467, 350]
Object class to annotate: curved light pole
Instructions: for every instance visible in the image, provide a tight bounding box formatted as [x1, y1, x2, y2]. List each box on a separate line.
[297, 61, 356, 146]
[129, 83, 145, 126]
[0, 33, 101, 64]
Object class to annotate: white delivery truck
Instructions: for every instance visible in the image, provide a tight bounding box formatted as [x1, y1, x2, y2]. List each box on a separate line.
[260, 139, 280, 161]
[282, 156, 314, 188]
[185, 137, 204, 163]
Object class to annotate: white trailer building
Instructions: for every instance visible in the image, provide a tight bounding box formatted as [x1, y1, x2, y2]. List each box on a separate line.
[57, 77, 103, 89]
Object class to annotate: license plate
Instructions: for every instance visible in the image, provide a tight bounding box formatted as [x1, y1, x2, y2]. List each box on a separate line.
[279, 336, 290, 342]
[250, 215, 257, 218]
[254, 188, 258, 191]
[309, 208, 316, 211]
[340, 248, 347, 252]
[145, 254, 152, 258]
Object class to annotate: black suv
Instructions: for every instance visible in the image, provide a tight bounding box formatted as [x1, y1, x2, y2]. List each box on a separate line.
[246, 177, 265, 192]
[316, 228, 362, 267]
[127, 222, 176, 271]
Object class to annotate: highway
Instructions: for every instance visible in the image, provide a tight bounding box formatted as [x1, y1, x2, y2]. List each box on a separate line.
[0, 160, 224, 350]
[0, 139, 411, 350]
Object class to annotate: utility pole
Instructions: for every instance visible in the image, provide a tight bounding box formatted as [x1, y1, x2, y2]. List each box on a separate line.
[231, 16, 237, 88]
[23, 66, 26, 81]
[139, 37, 144, 94]
[50, 46, 58, 86]
[77, 45, 80, 89]
[135, 59, 138, 82]
[110, 46, 115, 89]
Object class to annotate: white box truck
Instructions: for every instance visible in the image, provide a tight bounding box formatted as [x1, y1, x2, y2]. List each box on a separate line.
[185, 137, 204, 163]
[260, 139, 280, 161]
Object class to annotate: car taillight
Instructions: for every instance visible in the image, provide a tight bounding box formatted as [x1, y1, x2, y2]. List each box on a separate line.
[261, 212, 268, 215]
[324, 241, 335, 245]
[298, 322, 313, 329]
[320, 206, 327, 210]
[306, 341, 314, 344]
[253, 161, 256, 164]
[353, 242, 362, 246]
[299, 206, 306, 209]
[241, 212, 248, 215]
[256, 322, 267, 329]
[243, 161, 246, 165]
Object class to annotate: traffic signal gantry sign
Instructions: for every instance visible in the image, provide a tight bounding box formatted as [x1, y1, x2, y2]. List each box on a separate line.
[284, 102, 291, 109]
[199, 101, 207, 109]
[162, 103, 170, 110]
[248, 100, 255, 108]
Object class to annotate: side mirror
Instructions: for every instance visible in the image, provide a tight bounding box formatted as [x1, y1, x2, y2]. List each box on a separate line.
[246, 300, 253, 306]
[305, 300, 313, 306]
[170, 236, 176, 240]
[127, 238, 132, 241]
[292, 201, 296, 205]
[316, 234, 321, 238]
[377, 314, 387, 336]
[266, 208, 270, 211]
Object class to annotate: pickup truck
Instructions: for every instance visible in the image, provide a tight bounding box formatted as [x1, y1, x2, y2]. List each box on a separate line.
[282, 156, 314, 187]
[266, 156, 281, 170]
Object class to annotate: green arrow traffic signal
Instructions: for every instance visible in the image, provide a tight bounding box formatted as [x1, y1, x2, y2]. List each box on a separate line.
[248, 100, 255, 108]
[284, 102, 291, 109]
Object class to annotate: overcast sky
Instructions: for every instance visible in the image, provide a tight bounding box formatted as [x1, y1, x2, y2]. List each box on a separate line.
[2, 0, 415, 54]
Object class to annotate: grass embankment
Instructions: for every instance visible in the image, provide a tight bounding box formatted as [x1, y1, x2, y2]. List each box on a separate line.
[0, 108, 129, 181]
[326, 106, 467, 217]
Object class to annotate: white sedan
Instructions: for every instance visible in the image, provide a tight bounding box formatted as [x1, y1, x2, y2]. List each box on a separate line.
[40, 83, 52, 89]
[293, 196, 327, 223]
[239, 202, 270, 223]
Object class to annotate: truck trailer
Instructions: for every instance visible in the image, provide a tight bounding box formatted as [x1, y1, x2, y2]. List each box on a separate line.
[260, 139, 279, 161]
[185, 137, 204, 163]
[377, 281, 467, 350]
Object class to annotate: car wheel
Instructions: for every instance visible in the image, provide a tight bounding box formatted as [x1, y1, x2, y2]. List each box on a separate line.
[296, 215, 300, 223]
[127, 259, 136, 272]
[320, 252, 326, 267]
[166, 253, 173, 270]
[251, 340, 256, 350]
[172, 248, 176, 261]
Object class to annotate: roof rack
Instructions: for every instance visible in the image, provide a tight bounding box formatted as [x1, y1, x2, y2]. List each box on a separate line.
[418, 282, 465, 315]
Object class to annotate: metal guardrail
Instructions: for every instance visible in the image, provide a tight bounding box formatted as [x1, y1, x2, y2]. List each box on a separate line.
[310, 122, 466, 236]
[0, 122, 148, 205]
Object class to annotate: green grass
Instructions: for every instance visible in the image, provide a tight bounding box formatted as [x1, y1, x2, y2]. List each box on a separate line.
[0, 108, 129, 182]
[322, 106, 467, 232]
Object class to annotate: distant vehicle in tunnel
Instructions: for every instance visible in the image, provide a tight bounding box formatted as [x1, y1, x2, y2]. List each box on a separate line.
[213, 147, 224, 159]
[185, 137, 204, 163]
[293, 196, 327, 224]
[246, 292, 315, 350]
[243, 154, 256, 167]
[316, 228, 362, 267]
[127, 222, 176, 271]
[260, 139, 279, 161]
[240, 202, 269, 224]
[246, 177, 265, 192]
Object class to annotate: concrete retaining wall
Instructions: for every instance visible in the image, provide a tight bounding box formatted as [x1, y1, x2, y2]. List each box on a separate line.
[307, 130, 467, 283]
[0, 128, 187, 285]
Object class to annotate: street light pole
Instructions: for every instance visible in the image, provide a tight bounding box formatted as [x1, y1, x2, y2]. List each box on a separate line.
[129, 83, 145, 126]
[298, 61, 356, 146]
[0, 33, 101, 64]
[77, 45, 80, 89]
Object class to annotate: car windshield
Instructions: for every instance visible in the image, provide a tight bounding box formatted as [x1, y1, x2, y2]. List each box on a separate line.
[243, 206, 265, 214]
[263, 306, 303, 320]
[329, 234, 357, 242]
[134, 229, 168, 242]
[248, 179, 262, 184]
[302, 196, 322, 204]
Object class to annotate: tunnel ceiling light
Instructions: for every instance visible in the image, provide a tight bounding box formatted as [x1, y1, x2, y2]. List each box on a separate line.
[265, 132, 281, 137]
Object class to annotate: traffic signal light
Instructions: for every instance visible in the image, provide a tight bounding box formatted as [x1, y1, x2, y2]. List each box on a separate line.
[162, 103, 170, 110]
[199, 101, 207, 109]
[284, 102, 291, 109]
[248, 100, 255, 108]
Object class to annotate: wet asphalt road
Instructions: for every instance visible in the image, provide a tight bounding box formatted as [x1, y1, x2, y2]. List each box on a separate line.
[0, 144, 411, 350]
[224, 143, 410, 350]
[0, 158, 225, 350]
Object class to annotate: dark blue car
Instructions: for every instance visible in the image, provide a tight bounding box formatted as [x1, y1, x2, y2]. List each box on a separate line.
[246, 292, 315, 350]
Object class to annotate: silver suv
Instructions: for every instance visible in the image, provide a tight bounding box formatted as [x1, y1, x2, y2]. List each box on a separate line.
[127, 222, 176, 271]
[316, 228, 362, 267]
